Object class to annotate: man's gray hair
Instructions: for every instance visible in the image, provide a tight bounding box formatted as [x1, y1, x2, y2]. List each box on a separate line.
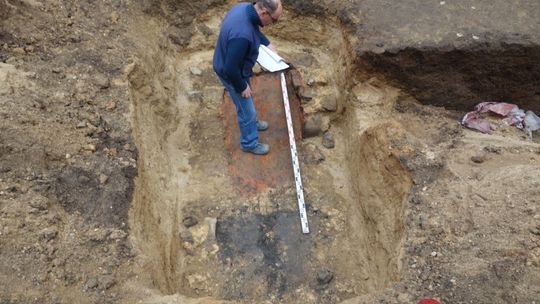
[257, 0, 278, 13]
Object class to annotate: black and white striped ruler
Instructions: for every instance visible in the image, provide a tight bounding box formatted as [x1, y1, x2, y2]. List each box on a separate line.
[280, 72, 310, 234]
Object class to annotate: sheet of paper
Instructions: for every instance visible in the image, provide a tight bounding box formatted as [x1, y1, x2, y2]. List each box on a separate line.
[257, 45, 289, 72]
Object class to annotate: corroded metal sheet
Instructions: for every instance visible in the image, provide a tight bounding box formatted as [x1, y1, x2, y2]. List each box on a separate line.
[222, 72, 303, 196]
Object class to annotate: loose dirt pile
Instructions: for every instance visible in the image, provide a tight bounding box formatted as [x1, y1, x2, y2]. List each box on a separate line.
[1, 1, 539, 304]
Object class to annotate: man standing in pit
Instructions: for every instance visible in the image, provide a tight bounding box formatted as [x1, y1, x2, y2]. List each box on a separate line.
[213, 0, 283, 155]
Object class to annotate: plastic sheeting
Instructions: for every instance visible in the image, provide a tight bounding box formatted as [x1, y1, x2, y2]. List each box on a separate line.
[461, 102, 539, 138]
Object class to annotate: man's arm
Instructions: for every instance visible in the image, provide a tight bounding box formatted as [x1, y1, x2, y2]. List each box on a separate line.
[223, 38, 250, 94]
[258, 31, 277, 53]
[258, 31, 270, 46]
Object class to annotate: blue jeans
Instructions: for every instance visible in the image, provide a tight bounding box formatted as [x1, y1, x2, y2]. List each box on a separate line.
[219, 77, 258, 150]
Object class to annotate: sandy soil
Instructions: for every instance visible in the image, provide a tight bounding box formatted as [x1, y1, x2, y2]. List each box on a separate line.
[0, 1, 539, 303]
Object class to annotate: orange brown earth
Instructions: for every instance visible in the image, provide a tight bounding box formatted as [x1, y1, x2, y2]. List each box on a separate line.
[1, 1, 539, 303]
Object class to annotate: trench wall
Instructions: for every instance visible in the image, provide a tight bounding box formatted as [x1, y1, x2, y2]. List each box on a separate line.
[127, 31, 189, 293]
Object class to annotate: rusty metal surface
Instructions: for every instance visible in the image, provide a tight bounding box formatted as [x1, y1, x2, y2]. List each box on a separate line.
[222, 72, 303, 196]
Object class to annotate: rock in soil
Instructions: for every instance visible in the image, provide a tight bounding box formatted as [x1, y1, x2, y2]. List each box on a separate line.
[183, 215, 199, 228]
[316, 269, 334, 285]
[322, 131, 335, 149]
[303, 115, 322, 138]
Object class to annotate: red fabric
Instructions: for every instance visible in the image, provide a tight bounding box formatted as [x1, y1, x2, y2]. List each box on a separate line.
[475, 102, 517, 116]
[417, 299, 441, 304]
[461, 101, 525, 134]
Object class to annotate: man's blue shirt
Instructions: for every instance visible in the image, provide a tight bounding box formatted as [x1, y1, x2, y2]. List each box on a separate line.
[213, 2, 270, 93]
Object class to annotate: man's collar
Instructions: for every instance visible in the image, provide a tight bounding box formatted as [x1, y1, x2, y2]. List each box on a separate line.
[247, 3, 262, 27]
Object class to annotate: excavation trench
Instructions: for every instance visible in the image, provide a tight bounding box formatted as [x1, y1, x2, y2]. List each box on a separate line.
[127, 8, 410, 303]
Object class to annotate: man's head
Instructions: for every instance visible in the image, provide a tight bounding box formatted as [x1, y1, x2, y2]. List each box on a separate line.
[255, 0, 282, 26]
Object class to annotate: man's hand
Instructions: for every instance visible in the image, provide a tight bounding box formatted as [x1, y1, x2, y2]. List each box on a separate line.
[268, 43, 277, 53]
[241, 84, 252, 98]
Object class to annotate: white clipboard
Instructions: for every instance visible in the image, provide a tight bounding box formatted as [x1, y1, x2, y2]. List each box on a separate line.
[257, 45, 289, 72]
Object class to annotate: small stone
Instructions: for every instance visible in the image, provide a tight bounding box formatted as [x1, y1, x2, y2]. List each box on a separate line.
[183, 215, 198, 228]
[65, 154, 71, 159]
[185, 273, 208, 290]
[190, 66, 202, 76]
[99, 174, 109, 184]
[484, 145, 502, 154]
[106, 147, 118, 156]
[108, 229, 127, 240]
[321, 95, 337, 112]
[307, 76, 328, 86]
[12, 47, 25, 55]
[168, 27, 191, 47]
[321, 116, 331, 132]
[471, 155, 486, 163]
[418, 214, 428, 229]
[397, 293, 410, 303]
[110, 11, 119, 23]
[52, 68, 62, 74]
[78, 175, 90, 183]
[88, 229, 110, 242]
[298, 86, 314, 102]
[302, 115, 322, 138]
[105, 100, 116, 111]
[123, 144, 134, 151]
[529, 225, 540, 236]
[94, 74, 110, 89]
[179, 229, 194, 243]
[24, 45, 34, 53]
[52, 257, 65, 268]
[322, 131, 335, 149]
[85, 124, 98, 136]
[316, 269, 333, 285]
[36, 273, 48, 283]
[528, 247, 540, 266]
[76, 121, 87, 128]
[187, 90, 203, 102]
[85, 278, 99, 290]
[40, 228, 58, 241]
[5, 57, 18, 65]
[430, 251, 438, 257]
[84, 144, 96, 152]
[205, 217, 217, 240]
[198, 24, 214, 36]
[29, 197, 48, 210]
[98, 275, 116, 290]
